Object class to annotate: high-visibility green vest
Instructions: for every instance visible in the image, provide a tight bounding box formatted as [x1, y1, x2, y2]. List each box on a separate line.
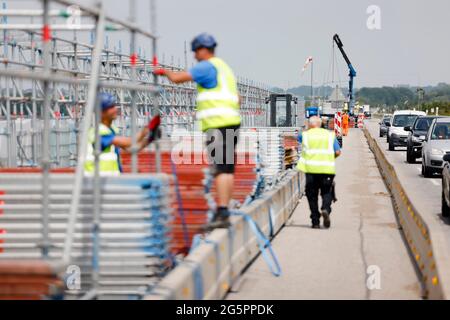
[196, 57, 241, 132]
[84, 124, 121, 176]
[297, 128, 336, 175]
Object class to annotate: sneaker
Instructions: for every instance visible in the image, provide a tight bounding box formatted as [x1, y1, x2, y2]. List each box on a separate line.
[203, 209, 231, 232]
[321, 210, 331, 229]
[312, 224, 320, 229]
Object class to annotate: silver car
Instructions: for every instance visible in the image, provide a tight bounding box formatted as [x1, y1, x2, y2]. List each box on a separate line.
[422, 117, 450, 177]
[379, 115, 391, 137]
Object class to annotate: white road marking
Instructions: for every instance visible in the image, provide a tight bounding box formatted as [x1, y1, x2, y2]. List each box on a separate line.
[430, 179, 440, 186]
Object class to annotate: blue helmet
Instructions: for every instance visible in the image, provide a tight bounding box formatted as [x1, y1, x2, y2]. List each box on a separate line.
[191, 33, 217, 52]
[99, 93, 116, 111]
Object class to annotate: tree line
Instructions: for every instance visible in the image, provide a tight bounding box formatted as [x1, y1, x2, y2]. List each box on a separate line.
[274, 83, 450, 115]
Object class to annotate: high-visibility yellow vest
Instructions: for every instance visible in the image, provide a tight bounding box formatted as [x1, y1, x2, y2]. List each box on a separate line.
[84, 124, 121, 176]
[196, 57, 241, 132]
[297, 128, 336, 175]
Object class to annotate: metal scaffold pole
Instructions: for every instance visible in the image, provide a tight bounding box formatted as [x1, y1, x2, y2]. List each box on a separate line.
[41, 0, 51, 258]
[2, 1, 13, 168]
[129, 0, 138, 173]
[151, 0, 161, 173]
[31, 23, 38, 167]
[63, 2, 106, 265]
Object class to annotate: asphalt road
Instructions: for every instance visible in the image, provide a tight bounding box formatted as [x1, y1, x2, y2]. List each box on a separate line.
[365, 120, 449, 229]
[226, 128, 421, 300]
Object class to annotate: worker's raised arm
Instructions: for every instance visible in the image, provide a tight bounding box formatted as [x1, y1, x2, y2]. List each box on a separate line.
[111, 136, 132, 150]
[112, 114, 161, 152]
[110, 126, 150, 151]
[154, 68, 193, 84]
[111, 133, 149, 153]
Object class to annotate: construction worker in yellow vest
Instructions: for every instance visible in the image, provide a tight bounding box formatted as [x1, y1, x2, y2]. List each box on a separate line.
[155, 33, 241, 230]
[297, 116, 341, 229]
[84, 93, 161, 176]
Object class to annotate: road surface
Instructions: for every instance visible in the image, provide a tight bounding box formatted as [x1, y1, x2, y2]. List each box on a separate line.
[365, 120, 448, 225]
[226, 127, 421, 300]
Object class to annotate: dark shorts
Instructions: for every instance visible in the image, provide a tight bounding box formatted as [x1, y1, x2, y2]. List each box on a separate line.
[205, 125, 240, 175]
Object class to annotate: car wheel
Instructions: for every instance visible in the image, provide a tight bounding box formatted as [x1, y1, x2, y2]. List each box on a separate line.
[406, 149, 415, 164]
[422, 163, 433, 178]
[442, 190, 450, 218]
[386, 135, 390, 143]
[379, 131, 383, 138]
[389, 139, 395, 151]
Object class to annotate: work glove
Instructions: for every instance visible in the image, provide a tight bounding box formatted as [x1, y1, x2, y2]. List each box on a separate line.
[153, 68, 167, 76]
[148, 115, 161, 143]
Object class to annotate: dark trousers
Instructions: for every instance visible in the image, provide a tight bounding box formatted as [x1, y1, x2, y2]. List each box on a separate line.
[305, 173, 335, 225]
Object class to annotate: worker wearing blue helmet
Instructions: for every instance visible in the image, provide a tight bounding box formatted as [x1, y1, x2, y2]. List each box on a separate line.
[155, 33, 241, 230]
[84, 93, 161, 175]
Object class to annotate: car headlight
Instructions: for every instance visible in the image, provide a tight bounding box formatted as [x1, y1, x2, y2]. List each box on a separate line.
[431, 148, 445, 155]
[412, 136, 423, 143]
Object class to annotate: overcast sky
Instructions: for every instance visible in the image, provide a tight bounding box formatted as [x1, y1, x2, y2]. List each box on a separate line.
[9, 0, 450, 89]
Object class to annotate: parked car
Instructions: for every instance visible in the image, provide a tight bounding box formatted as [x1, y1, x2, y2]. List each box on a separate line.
[379, 115, 392, 137]
[387, 110, 426, 151]
[441, 153, 450, 217]
[405, 116, 439, 163]
[422, 117, 450, 177]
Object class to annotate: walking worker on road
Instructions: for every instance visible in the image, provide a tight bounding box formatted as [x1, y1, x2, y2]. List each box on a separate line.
[154, 33, 241, 230]
[84, 93, 161, 176]
[297, 116, 341, 229]
[342, 111, 349, 136]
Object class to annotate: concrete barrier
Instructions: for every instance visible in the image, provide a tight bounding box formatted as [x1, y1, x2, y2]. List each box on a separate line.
[145, 171, 302, 300]
[364, 128, 450, 300]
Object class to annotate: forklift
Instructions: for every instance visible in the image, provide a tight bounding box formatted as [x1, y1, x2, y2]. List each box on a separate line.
[265, 94, 301, 169]
[265, 94, 299, 127]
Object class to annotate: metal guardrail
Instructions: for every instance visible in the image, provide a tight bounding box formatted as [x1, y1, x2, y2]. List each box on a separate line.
[145, 170, 302, 300]
[364, 127, 450, 300]
[0, 173, 174, 299]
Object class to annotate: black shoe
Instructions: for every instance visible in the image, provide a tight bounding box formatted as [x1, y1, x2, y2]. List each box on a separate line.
[205, 218, 231, 230]
[321, 210, 331, 229]
[312, 224, 320, 229]
[203, 208, 231, 231]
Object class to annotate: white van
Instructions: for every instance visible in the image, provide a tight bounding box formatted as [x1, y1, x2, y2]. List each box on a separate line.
[387, 110, 426, 151]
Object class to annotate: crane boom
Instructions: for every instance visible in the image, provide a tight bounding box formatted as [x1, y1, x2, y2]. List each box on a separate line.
[333, 34, 357, 114]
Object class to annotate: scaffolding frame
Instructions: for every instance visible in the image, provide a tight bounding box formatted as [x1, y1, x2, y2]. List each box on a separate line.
[0, 0, 274, 297]
[0, 4, 272, 168]
[0, 0, 162, 298]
